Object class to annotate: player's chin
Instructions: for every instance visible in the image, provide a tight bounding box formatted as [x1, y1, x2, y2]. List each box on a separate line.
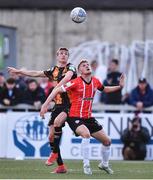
[86, 71, 92, 75]
[60, 59, 67, 63]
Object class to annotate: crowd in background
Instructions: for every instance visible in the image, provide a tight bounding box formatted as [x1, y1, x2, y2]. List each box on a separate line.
[1, 58, 153, 112]
[0, 72, 53, 109]
[91, 59, 153, 112]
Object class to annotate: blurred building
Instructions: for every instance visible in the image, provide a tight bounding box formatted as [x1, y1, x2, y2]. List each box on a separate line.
[0, 1, 153, 162]
[0, 0, 153, 92]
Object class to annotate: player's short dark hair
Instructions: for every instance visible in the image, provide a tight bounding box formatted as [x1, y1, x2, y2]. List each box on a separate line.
[111, 59, 119, 65]
[77, 60, 88, 70]
[56, 47, 69, 56]
[6, 78, 15, 84]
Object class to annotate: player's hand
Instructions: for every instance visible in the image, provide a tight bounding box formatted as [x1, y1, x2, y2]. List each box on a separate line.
[7, 67, 20, 75]
[119, 74, 125, 88]
[40, 103, 48, 119]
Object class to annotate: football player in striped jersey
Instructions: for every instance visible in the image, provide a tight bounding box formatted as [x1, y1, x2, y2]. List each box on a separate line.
[40, 59, 124, 175]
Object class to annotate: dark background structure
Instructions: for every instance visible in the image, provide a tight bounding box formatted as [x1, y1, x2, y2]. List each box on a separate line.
[0, 0, 153, 10]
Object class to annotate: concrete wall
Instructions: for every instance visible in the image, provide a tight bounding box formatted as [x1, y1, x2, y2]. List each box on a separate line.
[0, 10, 153, 69]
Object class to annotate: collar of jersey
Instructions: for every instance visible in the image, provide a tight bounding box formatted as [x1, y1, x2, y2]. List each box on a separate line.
[80, 76, 92, 85]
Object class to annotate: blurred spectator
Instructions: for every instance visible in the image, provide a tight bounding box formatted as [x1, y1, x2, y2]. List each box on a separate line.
[90, 60, 98, 73]
[90, 60, 107, 103]
[0, 72, 5, 93]
[23, 79, 46, 109]
[1, 78, 22, 106]
[129, 78, 153, 111]
[91, 60, 107, 85]
[121, 116, 150, 160]
[0, 72, 5, 104]
[38, 77, 53, 98]
[0, 72, 5, 86]
[102, 59, 122, 104]
[122, 93, 130, 104]
[9, 71, 27, 91]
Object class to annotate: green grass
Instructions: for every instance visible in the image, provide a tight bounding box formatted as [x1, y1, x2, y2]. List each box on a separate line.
[0, 159, 153, 179]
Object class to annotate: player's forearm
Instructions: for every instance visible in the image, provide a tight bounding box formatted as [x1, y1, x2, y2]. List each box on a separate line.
[18, 70, 45, 77]
[56, 71, 73, 87]
[56, 77, 70, 88]
[104, 86, 122, 93]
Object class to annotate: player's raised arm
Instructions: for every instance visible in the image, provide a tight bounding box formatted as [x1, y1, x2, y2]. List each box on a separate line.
[56, 71, 74, 88]
[7, 67, 45, 77]
[40, 86, 64, 118]
[55, 63, 77, 88]
[104, 74, 125, 93]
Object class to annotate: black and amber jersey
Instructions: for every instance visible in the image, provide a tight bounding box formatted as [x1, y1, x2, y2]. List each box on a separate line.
[43, 63, 77, 107]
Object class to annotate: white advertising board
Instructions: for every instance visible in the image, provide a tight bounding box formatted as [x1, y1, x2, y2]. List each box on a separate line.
[0, 112, 152, 160]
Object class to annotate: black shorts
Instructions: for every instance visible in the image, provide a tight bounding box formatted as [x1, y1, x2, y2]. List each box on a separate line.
[67, 117, 103, 136]
[48, 106, 69, 126]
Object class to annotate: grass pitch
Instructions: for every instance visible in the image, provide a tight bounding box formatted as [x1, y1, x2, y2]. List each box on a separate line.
[0, 159, 153, 179]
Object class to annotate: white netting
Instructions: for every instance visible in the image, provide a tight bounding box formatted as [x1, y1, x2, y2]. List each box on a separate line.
[69, 40, 153, 94]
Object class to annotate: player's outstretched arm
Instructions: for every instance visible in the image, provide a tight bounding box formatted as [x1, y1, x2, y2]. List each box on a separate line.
[40, 86, 64, 118]
[104, 74, 125, 93]
[7, 67, 45, 77]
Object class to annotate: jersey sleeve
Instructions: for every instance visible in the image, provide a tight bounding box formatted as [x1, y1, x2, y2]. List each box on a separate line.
[61, 79, 77, 92]
[67, 63, 77, 75]
[96, 78, 105, 91]
[43, 68, 53, 79]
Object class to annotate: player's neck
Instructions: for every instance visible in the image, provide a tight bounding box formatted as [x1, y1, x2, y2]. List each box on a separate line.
[81, 74, 92, 83]
[57, 61, 67, 67]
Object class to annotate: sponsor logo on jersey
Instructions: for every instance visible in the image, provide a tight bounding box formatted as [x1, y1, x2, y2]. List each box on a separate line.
[82, 97, 93, 101]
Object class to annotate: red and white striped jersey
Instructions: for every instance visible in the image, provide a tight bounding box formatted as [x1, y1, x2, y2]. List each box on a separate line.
[61, 76, 104, 119]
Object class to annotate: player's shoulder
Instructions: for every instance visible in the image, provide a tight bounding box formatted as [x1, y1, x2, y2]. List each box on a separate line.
[70, 76, 80, 84]
[65, 77, 78, 88]
[45, 66, 56, 72]
[72, 76, 80, 81]
[67, 63, 76, 72]
[92, 76, 100, 82]
[92, 76, 102, 85]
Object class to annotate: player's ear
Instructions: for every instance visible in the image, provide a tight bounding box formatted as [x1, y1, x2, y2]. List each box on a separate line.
[77, 68, 82, 75]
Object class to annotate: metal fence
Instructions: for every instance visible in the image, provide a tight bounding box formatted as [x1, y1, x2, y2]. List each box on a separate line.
[0, 103, 153, 113]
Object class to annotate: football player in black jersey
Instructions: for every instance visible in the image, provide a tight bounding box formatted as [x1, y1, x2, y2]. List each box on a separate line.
[8, 47, 77, 173]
